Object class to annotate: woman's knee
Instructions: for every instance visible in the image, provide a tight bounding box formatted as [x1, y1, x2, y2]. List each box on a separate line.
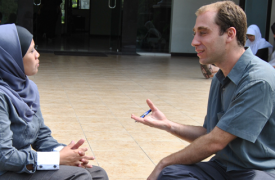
[85, 165, 109, 180]
[57, 166, 92, 180]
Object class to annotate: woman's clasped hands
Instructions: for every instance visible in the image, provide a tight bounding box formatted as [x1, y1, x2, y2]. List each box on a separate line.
[60, 139, 94, 168]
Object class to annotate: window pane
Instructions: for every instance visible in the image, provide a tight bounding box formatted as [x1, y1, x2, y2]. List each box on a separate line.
[136, 0, 171, 53]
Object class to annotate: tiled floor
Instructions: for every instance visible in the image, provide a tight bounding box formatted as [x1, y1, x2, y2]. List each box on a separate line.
[29, 53, 212, 179]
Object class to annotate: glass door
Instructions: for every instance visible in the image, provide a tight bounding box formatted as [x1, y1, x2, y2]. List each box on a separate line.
[33, 0, 122, 54]
[108, 0, 122, 52]
[0, 0, 33, 33]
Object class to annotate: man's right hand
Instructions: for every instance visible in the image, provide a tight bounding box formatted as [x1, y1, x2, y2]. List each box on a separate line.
[59, 139, 94, 168]
[131, 99, 172, 132]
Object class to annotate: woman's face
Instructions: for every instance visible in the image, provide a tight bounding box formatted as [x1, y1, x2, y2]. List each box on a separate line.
[247, 34, 255, 42]
[23, 39, 40, 76]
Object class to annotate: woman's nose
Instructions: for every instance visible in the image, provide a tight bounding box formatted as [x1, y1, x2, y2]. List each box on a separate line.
[36, 52, 40, 58]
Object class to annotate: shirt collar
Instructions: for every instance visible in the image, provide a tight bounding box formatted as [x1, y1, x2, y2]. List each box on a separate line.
[216, 47, 253, 86]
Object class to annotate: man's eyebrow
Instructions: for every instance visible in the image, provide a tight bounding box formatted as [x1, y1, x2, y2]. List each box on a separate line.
[193, 26, 209, 31]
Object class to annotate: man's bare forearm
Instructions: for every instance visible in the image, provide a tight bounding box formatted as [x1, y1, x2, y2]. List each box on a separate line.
[167, 120, 207, 143]
[158, 127, 236, 169]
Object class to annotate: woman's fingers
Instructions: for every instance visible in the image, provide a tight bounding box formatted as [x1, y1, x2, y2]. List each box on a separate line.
[76, 158, 94, 168]
[71, 139, 85, 149]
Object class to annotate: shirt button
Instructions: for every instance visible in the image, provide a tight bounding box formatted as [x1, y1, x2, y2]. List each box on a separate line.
[53, 165, 57, 168]
[39, 165, 43, 168]
[222, 88, 225, 91]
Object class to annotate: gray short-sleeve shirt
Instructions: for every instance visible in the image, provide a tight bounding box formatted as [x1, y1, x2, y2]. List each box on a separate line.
[204, 48, 275, 172]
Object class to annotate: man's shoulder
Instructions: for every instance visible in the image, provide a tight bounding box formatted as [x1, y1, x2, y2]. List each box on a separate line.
[236, 54, 275, 86]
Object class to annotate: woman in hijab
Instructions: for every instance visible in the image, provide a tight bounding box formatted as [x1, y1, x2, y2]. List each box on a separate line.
[0, 24, 108, 180]
[245, 24, 273, 62]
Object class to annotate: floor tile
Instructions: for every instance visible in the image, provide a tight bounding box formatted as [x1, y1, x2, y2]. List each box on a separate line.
[35, 53, 212, 179]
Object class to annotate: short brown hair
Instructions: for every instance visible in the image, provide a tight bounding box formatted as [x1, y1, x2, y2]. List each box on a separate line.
[196, 1, 247, 47]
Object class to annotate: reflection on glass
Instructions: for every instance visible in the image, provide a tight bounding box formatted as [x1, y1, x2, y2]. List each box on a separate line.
[80, 0, 90, 9]
[72, 0, 78, 8]
[0, 1, 18, 24]
[61, 0, 65, 24]
[136, 0, 171, 53]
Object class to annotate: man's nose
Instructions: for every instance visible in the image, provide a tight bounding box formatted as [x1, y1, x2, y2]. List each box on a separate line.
[191, 35, 200, 47]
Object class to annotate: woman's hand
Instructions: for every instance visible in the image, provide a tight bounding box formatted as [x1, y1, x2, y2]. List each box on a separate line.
[60, 139, 94, 168]
[131, 99, 171, 132]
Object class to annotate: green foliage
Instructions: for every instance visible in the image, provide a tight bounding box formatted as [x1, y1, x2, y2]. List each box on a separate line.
[72, 0, 78, 8]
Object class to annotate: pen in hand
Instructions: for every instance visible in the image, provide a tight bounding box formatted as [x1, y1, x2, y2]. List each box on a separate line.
[135, 109, 152, 123]
[140, 109, 152, 118]
[134, 109, 152, 123]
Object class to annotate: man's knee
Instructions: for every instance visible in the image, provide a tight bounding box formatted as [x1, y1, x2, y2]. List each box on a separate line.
[158, 165, 184, 180]
[157, 164, 202, 180]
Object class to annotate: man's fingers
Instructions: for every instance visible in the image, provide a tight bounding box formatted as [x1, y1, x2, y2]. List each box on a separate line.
[131, 114, 144, 123]
[146, 99, 158, 112]
[71, 139, 85, 149]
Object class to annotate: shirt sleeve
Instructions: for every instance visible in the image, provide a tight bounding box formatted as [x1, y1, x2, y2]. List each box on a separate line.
[31, 108, 66, 152]
[217, 80, 274, 143]
[36, 145, 65, 170]
[53, 146, 65, 152]
[37, 152, 59, 170]
[0, 94, 37, 174]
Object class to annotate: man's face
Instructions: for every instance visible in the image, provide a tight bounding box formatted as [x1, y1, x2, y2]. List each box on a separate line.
[191, 11, 227, 65]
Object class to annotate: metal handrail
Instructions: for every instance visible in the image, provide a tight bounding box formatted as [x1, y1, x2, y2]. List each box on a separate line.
[33, 0, 41, 6]
[108, 0, 116, 9]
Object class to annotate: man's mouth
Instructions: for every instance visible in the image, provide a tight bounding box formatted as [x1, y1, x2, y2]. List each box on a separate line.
[197, 50, 204, 53]
[196, 50, 205, 56]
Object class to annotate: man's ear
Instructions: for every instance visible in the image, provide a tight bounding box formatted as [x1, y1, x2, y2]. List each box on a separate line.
[226, 27, 237, 43]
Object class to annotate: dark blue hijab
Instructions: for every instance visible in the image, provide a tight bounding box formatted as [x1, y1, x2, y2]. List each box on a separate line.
[0, 24, 40, 122]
